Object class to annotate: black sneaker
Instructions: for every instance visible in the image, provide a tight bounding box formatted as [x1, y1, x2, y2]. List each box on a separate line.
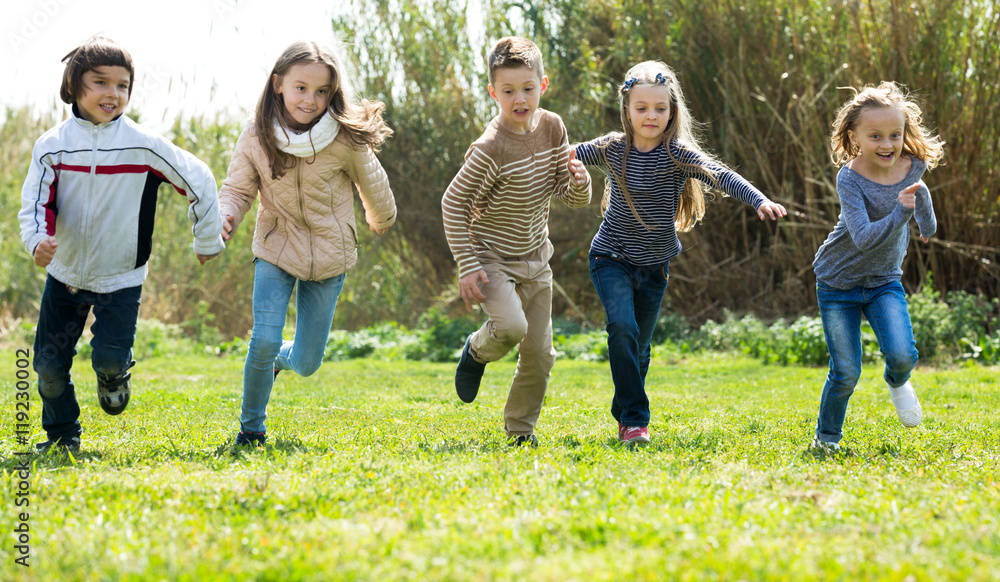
[235, 430, 267, 447]
[98, 360, 135, 415]
[508, 434, 538, 448]
[36, 436, 81, 454]
[455, 335, 486, 403]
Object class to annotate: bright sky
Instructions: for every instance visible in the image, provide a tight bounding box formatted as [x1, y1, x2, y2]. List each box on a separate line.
[1, 0, 346, 131]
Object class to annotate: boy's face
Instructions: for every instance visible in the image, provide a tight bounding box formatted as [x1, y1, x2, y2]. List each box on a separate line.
[488, 65, 548, 134]
[76, 65, 131, 125]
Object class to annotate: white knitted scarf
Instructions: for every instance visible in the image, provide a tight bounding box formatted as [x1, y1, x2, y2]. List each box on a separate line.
[274, 112, 340, 157]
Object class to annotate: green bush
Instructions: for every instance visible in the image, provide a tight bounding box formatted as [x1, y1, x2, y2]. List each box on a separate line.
[554, 331, 608, 362]
[56, 280, 1000, 369]
[412, 306, 481, 362]
[324, 323, 422, 362]
[959, 330, 1000, 365]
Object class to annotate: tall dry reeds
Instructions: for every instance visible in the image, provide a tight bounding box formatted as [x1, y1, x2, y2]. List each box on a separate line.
[337, 0, 999, 324]
[3, 0, 996, 339]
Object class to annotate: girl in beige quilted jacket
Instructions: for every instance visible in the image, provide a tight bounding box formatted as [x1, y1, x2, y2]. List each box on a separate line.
[218, 41, 397, 447]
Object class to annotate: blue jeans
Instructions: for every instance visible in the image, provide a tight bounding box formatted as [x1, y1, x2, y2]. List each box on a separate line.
[33, 275, 141, 440]
[815, 280, 918, 443]
[240, 259, 345, 433]
[589, 253, 669, 427]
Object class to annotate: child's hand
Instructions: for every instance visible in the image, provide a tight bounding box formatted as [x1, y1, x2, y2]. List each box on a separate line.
[33, 236, 57, 267]
[459, 270, 489, 309]
[370, 224, 391, 235]
[568, 149, 589, 186]
[197, 253, 219, 265]
[757, 201, 788, 221]
[897, 183, 920, 209]
[221, 215, 237, 241]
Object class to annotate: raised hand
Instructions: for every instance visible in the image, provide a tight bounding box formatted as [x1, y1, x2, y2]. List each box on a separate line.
[568, 148, 589, 186]
[897, 183, 920, 210]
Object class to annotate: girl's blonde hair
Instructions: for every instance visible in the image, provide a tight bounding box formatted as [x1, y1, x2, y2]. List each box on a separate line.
[831, 81, 945, 168]
[596, 61, 721, 232]
[256, 41, 393, 180]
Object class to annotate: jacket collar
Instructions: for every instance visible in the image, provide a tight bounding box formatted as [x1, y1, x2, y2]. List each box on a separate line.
[70, 103, 126, 131]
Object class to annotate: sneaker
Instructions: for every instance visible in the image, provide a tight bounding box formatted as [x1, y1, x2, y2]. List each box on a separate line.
[809, 437, 841, 454]
[97, 360, 134, 416]
[235, 430, 267, 447]
[617, 422, 625, 442]
[888, 380, 922, 428]
[621, 426, 650, 444]
[508, 434, 538, 448]
[36, 436, 81, 454]
[455, 335, 486, 403]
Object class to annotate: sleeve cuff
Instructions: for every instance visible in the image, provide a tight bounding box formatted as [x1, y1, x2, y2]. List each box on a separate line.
[193, 235, 226, 256]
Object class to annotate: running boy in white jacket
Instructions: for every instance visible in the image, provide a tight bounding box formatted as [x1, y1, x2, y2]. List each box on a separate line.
[18, 35, 225, 453]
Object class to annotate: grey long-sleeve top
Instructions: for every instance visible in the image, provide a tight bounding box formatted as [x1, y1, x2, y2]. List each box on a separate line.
[813, 155, 936, 290]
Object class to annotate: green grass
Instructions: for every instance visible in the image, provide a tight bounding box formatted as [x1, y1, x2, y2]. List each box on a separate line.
[1, 353, 998, 581]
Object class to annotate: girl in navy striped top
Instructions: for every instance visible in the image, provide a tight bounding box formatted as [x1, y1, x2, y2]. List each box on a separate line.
[575, 61, 786, 445]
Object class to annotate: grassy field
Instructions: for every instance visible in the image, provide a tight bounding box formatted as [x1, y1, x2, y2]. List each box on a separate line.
[1, 352, 997, 581]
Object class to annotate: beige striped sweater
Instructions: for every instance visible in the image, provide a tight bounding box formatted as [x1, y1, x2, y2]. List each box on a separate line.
[441, 109, 591, 278]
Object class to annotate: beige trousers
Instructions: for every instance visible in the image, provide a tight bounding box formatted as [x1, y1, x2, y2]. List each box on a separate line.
[470, 240, 557, 437]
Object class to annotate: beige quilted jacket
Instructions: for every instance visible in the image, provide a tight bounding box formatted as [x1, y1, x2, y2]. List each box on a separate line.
[219, 120, 396, 281]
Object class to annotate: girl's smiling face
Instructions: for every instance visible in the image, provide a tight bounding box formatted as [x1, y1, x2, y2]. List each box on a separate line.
[275, 62, 333, 131]
[627, 84, 672, 151]
[850, 105, 906, 170]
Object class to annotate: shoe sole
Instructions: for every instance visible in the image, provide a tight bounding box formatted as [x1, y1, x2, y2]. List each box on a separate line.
[896, 404, 922, 428]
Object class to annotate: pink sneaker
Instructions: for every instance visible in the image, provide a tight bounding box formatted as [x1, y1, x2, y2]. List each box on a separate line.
[621, 426, 650, 444]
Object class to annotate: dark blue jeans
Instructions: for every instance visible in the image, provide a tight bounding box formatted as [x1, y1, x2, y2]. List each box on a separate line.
[815, 280, 918, 443]
[589, 253, 669, 427]
[33, 275, 141, 440]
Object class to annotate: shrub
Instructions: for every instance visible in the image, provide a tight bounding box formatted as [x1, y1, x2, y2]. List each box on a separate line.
[554, 331, 608, 362]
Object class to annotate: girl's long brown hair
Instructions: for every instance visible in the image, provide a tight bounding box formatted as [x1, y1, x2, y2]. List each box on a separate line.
[256, 41, 393, 180]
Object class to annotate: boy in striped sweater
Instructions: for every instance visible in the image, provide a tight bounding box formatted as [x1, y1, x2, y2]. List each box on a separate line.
[441, 36, 591, 447]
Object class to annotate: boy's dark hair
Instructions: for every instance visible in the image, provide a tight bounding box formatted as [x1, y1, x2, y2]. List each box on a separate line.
[487, 37, 544, 86]
[59, 35, 134, 104]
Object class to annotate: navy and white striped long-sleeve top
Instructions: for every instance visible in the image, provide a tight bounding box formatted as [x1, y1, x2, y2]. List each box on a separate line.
[575, 135, 768, 266]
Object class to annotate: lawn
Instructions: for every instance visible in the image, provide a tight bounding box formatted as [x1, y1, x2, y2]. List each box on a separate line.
[1, 352, 998, 581]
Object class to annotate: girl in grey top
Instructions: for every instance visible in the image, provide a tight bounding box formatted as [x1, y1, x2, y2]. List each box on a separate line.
[811, 82, 944, 452]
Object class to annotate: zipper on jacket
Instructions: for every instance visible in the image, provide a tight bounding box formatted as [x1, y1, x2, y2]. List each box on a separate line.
[296, 163, 315, 280]
[78, 124, 100, 282]
[262, 217, 278, 242]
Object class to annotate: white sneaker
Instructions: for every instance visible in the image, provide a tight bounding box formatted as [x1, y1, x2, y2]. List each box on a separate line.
[809, 437, 841, 453]
[888, 380, 922, 428]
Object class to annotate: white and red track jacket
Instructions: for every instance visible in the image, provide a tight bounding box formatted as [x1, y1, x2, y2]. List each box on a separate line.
[18, 110, 225, 294]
